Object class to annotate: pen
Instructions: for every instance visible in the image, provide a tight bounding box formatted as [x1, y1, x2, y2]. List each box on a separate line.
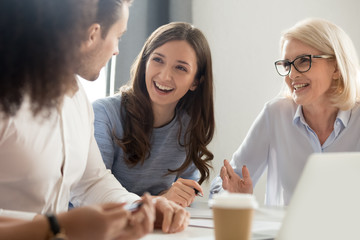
[124, 198, 158, 212]
[194, 188, 203, 197]
[124, 201, 143, 212]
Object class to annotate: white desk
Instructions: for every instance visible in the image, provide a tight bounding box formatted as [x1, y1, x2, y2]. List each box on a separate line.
[142, 202, 285, 240]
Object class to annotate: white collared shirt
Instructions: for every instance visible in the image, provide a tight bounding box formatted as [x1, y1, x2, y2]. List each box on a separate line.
[210, 97, 360, 206]
[0, 79, 140, 219]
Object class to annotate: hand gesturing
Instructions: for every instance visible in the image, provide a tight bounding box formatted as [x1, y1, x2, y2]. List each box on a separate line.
[220, 159, 253, 194]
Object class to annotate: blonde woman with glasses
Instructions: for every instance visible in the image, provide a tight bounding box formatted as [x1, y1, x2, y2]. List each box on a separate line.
[210, 18, 360, 206]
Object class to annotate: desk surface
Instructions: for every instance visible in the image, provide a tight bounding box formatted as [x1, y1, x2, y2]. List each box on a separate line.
[142, 202, 285, 240]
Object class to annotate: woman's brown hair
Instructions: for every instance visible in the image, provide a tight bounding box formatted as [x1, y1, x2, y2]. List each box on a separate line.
[116, 22, 215, 184]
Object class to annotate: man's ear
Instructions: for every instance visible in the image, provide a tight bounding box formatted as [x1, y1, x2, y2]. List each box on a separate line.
[81, 23, 101, 49]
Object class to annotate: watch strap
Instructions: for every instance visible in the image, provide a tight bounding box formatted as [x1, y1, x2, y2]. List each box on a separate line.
[46, 214, 60, 235]
[46, 214, 68, 240]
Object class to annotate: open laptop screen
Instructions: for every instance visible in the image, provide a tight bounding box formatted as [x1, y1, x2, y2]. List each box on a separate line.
[276, 152, 360, 240]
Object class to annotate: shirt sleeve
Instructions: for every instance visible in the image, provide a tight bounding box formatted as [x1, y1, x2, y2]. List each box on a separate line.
[70, 134, 140, 206]
[92, 99, 117, 170]
[210, 103, 271, 196]
[70, 98, 140, 206]
[0, 209, 36, 220]
[0, 113, 38, 220]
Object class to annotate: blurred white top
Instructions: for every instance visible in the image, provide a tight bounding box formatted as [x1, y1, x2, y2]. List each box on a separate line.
[0, 79, 139, 219]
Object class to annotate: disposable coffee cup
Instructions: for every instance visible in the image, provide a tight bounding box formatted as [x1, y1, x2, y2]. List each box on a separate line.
[210, 192, 258, 240]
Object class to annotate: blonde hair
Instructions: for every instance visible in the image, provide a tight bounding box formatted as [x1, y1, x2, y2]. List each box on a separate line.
[279, 18, 360, 110]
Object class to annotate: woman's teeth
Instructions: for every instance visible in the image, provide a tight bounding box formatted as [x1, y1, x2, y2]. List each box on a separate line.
[294, 83, 309, 90]
[155, 82, 173, 91]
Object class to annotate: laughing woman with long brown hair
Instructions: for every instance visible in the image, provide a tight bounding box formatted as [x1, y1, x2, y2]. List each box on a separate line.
[93, 22, 215, 207]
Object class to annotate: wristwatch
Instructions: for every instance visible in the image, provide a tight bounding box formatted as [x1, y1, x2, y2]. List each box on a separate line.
[46, 214, 68, 240]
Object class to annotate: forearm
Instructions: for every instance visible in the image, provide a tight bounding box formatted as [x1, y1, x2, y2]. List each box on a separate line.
[0, 215, 48, 240]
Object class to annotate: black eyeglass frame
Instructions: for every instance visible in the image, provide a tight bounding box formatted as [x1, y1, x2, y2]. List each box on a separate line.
[274, 54, 334, 76]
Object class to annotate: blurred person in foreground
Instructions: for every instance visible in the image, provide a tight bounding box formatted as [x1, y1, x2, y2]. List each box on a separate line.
[0, 0, 188, 238]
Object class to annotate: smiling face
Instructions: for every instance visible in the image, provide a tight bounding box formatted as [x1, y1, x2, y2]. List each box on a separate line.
[282, 38, 338, 108]
[145, 40, 198, 113]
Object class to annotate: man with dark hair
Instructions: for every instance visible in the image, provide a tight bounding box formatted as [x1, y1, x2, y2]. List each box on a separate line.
[0, 0, 189, 237]
[76, 0, 131, 81]
[75, 0, 190, 233]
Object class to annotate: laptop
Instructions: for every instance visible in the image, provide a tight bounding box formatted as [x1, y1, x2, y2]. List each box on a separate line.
[276, 152, 360, 240]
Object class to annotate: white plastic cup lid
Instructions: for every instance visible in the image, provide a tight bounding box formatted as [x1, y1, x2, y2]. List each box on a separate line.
[209, 192, 258, 209]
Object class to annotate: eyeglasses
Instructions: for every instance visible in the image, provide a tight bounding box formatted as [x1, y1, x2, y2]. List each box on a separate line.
[274, 54, 334, 76]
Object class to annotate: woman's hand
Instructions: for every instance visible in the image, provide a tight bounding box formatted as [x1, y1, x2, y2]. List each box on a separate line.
[220, 159, 253, 194]
[161, 178, 203, 207]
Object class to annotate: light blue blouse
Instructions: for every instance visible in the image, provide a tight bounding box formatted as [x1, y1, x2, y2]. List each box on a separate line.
[93, 95, 199, 196]
[210, 97, 360, 206]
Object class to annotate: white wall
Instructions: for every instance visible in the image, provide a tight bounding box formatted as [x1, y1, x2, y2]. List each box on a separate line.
[191, 0, 360, 205]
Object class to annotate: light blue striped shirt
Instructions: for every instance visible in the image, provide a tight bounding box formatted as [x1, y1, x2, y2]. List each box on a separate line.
[210, 97, 360, 206]
[93, 95, 199, 196]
